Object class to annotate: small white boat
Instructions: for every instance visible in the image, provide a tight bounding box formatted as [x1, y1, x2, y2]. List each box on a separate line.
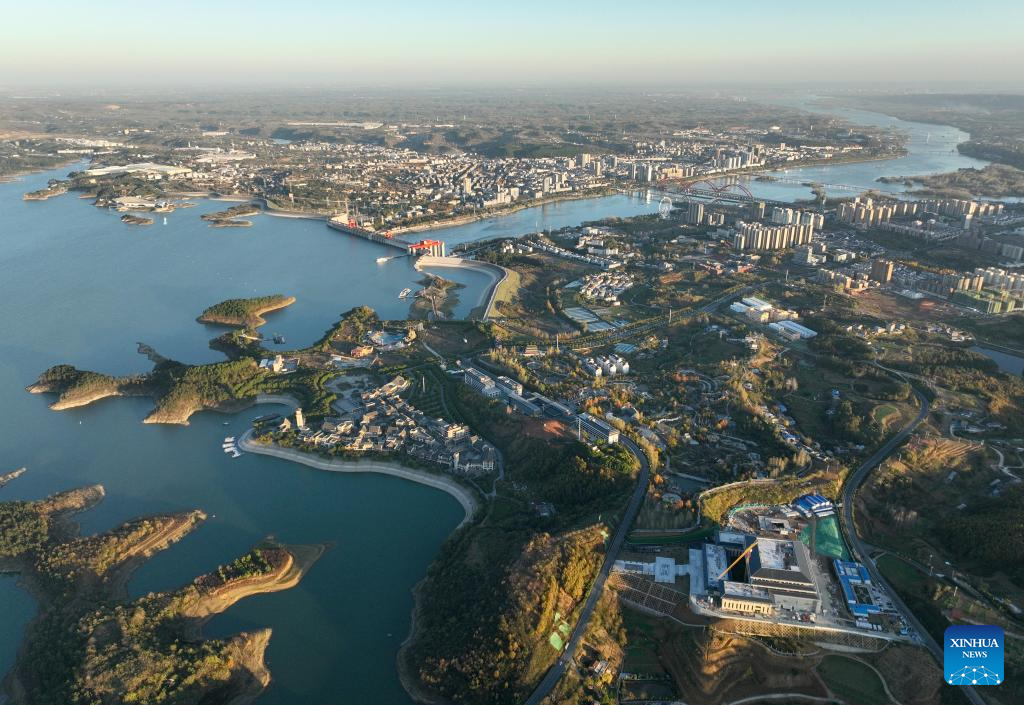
[224, 436, 235, 443]
[398, 287, 412, 299]
[376, 256, 389, 264]
[230, 449, 242, 458]
[223, 447, 235, 454]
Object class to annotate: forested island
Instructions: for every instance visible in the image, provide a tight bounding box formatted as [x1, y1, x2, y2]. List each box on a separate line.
[120, 214, 154, 226]
[197, 294, 296, 327]
[0, 470, 322, 705]
[27, 305, 375, 424]
[27, 356, 293, 425]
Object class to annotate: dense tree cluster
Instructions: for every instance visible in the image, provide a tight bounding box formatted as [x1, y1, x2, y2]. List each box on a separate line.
[197, 294, 291, 326]
[0, 500, 49, 557]
[939, 485, 1024, 583]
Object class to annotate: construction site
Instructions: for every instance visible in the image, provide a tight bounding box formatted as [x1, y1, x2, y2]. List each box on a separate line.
[598, 494, 942, 705]
[614, 494, 912, 641]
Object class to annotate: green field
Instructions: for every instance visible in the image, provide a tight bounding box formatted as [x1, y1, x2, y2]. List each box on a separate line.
[876, 554, 927, 592]
[872, 403, 900, 429]
[799, 516, 850, 560]
[816, 655, 890, 705]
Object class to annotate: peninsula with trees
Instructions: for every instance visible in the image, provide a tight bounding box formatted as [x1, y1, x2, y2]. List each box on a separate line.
[197, 294, 296, 327]
[27, 304, 381, 424]
[0, 469, 323, 705]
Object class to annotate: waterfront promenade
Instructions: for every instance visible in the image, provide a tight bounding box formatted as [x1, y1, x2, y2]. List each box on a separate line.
[237, 429, 479, 527]
[414, 255, 511, 320]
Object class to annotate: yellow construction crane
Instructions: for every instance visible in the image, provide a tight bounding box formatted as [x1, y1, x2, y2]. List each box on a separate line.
[717, 541, 757, 582]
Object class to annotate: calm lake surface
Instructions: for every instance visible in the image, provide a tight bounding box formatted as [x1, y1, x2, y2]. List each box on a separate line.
[0, 101, 985, 702]
[0, 168, 659, 704]
[972, 346, 1024, 376]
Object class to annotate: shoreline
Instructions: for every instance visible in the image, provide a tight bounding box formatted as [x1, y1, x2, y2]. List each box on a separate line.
[414, 256, 510, 320]
[388, 188, 619, 235]
[197, 296, 297, 328]
[237, 429, 479, 526]
[396, 579, 457, 705]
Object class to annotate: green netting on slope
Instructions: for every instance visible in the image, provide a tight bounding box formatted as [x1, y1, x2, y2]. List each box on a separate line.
[799, 516, 850, 560]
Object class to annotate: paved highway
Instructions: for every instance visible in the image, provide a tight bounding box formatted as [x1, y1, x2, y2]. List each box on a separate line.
[523, 436, 650, 705]
[838, 379, 985, 705]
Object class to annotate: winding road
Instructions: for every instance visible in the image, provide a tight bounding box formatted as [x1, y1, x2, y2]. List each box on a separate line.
[523, 436, 650, 705]
[838, 378, 986, 705]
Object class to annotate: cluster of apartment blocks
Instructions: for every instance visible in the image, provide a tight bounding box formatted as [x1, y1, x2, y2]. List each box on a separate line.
[976, 266, 1024, 293]
[959, 231, 1024, 263]
[731, 208, 822, 252]
[577, 271, 633, 303]
[838, 196, 1004, 231]
[581, 354, 630, 378]
[817, 269, 871, 292]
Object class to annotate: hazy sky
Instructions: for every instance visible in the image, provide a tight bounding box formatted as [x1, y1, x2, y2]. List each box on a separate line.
[2, 0, 1022, 87]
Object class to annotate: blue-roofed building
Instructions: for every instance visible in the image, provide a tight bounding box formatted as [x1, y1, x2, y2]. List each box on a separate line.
[793, 493, 835, 517]
[834, 559, 880, 617]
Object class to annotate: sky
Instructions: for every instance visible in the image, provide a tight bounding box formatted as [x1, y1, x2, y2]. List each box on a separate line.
[2, 0, 1022, 88]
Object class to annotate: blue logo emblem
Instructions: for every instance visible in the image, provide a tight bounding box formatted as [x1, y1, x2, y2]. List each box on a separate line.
[944, 625, 1003, 685]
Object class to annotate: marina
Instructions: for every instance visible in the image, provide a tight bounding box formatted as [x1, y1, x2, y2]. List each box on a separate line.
[222, 436, 242, 458]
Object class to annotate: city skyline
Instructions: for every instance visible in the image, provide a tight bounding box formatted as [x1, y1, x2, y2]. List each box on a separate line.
[2, 0, 1023, 87]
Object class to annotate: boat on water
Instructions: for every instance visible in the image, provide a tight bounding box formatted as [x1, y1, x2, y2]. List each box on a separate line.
[398, 287, 412, 299]
[376, 256, 389, 264]
[230, 449, 242, 458]
[224, 437, 235, 443]
[272, 334, 286, 344]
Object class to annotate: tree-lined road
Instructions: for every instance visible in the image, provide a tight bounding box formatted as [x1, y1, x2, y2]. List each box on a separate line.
[523, 436, 650, 705]
[838, 380, 985, 705]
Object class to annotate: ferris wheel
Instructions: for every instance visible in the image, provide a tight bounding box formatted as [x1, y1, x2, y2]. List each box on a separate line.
[658, 196, 673, 220]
